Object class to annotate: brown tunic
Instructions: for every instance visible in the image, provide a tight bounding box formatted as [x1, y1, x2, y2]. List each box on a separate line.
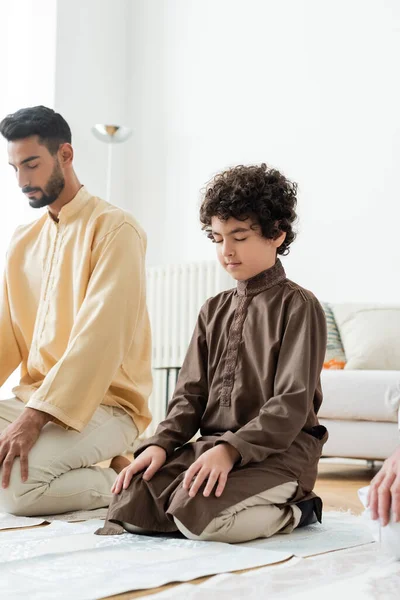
[102, 259, 328, 536]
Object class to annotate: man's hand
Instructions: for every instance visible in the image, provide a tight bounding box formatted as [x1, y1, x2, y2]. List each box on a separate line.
[183, 443, 240, 499]
[368, 446, 400, 526]
[0, 408, 52, 488]
[111, 445, 167, 494]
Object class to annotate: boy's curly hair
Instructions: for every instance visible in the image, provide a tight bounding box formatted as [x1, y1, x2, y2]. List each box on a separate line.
[200, 163, 298, 256]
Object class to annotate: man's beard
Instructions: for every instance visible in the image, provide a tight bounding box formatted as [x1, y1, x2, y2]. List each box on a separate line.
[23, 162, 65, 209]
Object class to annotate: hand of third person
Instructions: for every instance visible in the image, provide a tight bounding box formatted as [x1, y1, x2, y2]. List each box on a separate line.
[111, 445, 167, 494]
[368, 446, 400, 526]
[183, 443, 240, 499]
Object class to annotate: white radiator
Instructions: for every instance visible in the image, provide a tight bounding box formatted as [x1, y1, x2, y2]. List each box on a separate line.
[144, 261, 233, 436]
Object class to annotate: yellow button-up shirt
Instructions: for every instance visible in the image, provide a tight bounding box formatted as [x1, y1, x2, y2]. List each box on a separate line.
[0, 186, 152, 433]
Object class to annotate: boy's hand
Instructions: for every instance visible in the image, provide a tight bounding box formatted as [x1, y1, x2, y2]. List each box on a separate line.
[368, 446, 400, 526]
[183, 443, 240, 498]
[111, 445, 167, 494]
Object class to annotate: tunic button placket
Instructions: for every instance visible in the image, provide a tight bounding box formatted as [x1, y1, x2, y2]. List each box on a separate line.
[219, 294, 251, 407]
[34, 221, 62, 365]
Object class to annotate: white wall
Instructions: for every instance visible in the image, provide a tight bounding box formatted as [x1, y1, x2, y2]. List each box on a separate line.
[127, 0, 400, 303]
[54, 0, 133, 210]
[0, 0, 57, 398]
[0, 0, 57, 250]
[52, 0, 400, 302]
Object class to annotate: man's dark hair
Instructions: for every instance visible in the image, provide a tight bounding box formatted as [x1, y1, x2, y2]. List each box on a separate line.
[0, 105, 71, 155]
[200, 163, 298, 256]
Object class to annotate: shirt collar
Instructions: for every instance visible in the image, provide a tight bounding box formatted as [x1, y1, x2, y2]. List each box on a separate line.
[236, 258, 287, 297]
[47, 185, 91, 224]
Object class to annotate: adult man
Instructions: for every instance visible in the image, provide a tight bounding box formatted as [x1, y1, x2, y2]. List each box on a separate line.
[0, 106, 152, 516]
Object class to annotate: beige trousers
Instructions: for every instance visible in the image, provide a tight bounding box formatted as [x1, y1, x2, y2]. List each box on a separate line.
[174, 481, 302, 543]
[0, 397, 138, 516]
[123, 481, 301, 544]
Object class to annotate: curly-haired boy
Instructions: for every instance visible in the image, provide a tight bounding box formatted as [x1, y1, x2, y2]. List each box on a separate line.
[100, 163, 328, 543]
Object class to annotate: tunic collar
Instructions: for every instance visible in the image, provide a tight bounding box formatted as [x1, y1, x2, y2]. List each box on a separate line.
[236, 258, 287, 297]
[47, 185, 91, 224]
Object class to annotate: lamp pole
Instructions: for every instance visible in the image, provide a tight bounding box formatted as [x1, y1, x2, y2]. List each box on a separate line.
[91, 124, 132, 203]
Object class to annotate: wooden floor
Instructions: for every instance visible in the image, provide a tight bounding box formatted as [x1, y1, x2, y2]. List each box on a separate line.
[314, 459, 380, 515]
[106, 458, 381, 600]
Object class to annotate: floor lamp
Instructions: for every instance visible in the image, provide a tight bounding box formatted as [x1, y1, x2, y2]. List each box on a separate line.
[91, 124, 132, 202]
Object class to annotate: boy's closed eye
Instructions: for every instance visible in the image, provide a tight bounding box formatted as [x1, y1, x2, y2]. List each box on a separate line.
[212, 237, 247, 243]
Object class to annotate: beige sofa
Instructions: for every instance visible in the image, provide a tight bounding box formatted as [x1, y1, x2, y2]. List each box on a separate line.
[319, 369, 400, 460]
[319, 303, 400, 461]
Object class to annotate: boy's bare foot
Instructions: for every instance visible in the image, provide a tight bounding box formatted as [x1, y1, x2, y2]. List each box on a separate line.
[110, 455, 131, 474]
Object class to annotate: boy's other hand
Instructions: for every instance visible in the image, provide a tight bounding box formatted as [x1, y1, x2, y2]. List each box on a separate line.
[111, 445, 167, 494]
[183, 443, 240, 499]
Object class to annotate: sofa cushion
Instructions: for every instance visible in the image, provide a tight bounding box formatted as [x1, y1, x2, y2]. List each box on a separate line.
[319, 369, 400, 422]
[320, 419, 399, 459]
[321, 302, 346, 369]
[332, 303, 400, 370]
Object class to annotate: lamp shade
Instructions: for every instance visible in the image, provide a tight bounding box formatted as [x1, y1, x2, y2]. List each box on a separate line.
[91, 124, 132, 144]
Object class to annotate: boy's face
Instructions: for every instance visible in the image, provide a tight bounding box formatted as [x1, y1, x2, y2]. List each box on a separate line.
[210, 216, 286, 281]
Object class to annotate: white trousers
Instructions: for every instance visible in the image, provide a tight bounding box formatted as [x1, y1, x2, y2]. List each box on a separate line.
[0, 397, 138, 516]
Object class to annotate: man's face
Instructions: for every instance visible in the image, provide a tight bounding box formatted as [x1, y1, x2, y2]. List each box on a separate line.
[8, 136, 65, 209]
[210, 216, 285, 281]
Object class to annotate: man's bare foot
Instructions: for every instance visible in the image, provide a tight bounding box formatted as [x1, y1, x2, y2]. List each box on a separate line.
[110, 455, 131, 474]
